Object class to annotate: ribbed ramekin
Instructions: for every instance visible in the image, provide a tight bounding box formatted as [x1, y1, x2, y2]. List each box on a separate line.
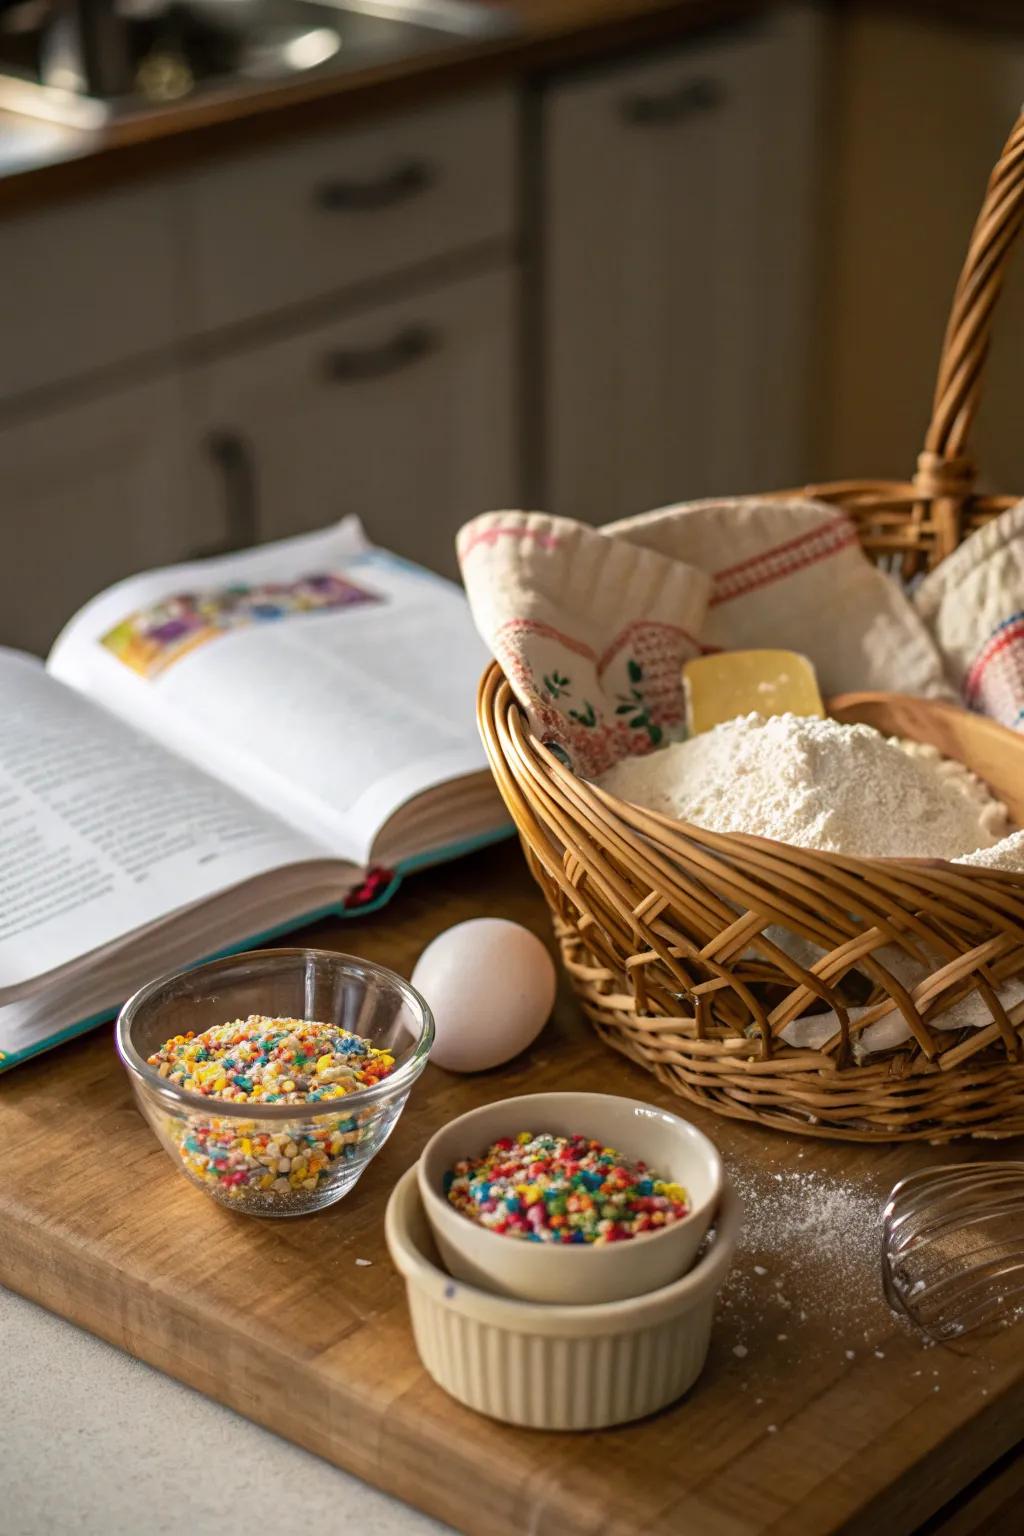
[385, 1165, 740, 1430]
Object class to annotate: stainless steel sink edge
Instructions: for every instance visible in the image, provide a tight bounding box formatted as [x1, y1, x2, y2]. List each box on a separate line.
[0, 0, 519, 129]
[335, 0, 519, 41]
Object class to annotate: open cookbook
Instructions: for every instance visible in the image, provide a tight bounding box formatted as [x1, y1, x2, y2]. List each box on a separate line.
[0, 517, 508, 1071]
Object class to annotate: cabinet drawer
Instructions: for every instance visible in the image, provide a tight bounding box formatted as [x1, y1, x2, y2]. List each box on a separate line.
[0, 375, 204, 655]
[0, 186, 185, 403]
[188, 90, 518, 332]
[193, 266, 519, 577]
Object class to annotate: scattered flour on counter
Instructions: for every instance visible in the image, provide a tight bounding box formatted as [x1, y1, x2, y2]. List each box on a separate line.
[729, 1166, 882, 1289]
[717, 1164, 891, 1352]
[598, 712, 1011, 860]
[715, 1152, 995, 1404]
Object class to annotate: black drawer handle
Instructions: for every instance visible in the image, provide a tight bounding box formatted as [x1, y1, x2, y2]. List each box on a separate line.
[189, 430, 259, 558]
[314, 159, 434, 212]
[323, 325, 438, 384]
[621, 76, 724, 127]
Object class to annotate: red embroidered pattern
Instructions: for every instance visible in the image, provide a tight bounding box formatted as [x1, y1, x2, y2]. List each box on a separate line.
[458, 525, 561, 563]
[596, 619, 701, 674]
[964, 612, 1024, 728]
[493, 616, 682, 774]
[494, 616, 595, 662]
[710, 515, 859, 606]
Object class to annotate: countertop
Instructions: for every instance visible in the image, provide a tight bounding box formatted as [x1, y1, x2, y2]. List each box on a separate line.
[0, 1286, 450, 1536]
[0, 0, 760, 213]
[3, 0, 1023, 216]
[3, 0, 1021, 214]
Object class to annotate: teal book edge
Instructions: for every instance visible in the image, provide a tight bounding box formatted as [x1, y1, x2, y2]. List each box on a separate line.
[0, 822, 514, 1074]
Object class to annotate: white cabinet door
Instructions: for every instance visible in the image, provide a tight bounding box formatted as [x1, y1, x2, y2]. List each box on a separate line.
[0, 183, 187, 403]
[822, 10, 1024, 490]
[192, 267, 519, 578]
[0, 376, 208, 655]
[543, 6, 823, 524]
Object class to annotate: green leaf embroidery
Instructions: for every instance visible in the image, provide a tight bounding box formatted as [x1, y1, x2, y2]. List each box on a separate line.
[543, 670, 572, 700]
[616, 659, 662, 746]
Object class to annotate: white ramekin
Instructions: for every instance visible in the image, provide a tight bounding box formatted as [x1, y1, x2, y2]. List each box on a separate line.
[386, 1164, 740, 1430]
[417, 1091, 723, 1304]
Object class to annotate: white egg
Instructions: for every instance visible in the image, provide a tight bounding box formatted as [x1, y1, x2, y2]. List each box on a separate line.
[410, 917, 556, 1073]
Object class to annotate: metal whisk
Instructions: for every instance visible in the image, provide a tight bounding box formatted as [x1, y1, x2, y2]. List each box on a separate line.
[882, 1162, 1024, 1341]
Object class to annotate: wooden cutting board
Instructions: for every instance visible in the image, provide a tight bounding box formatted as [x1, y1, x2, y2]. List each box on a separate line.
[3, 841, 1024, 1536]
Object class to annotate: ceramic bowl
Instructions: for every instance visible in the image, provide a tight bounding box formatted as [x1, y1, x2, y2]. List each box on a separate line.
[417, 1091, 723, 1303]
[387, 1164, 740, 1429]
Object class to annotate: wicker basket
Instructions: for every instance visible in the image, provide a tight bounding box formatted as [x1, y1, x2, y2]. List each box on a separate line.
[477, 113, 1024, 1143]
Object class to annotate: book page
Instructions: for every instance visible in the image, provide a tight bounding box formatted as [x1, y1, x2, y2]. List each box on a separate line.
[49, 518, 492, 865]
[0, 651, 324, 998]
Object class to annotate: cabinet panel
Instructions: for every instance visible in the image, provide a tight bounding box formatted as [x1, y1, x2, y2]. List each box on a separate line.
[194, 267, 518, 577]
[543, 7, 823, 524]
[0, 185, 185, 403]
[0, 377, 208, 654]
[188, 91, 518, 332]
[822, 11, 1024, 488]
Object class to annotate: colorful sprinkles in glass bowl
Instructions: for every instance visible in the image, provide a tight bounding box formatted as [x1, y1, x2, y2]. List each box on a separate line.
[444, 1131, 690, 1245]
[146, 1015, 397, 1203]
[148, 1014, 396, 1102]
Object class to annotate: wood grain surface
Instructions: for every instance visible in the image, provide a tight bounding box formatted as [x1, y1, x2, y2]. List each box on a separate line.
[2, 840, 1023, 1536]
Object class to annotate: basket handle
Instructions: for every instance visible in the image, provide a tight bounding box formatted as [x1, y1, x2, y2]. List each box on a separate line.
[916, 111, 1024, 546]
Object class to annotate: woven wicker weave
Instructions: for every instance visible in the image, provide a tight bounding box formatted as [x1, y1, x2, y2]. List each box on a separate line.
[477, 112, 1024, 1143]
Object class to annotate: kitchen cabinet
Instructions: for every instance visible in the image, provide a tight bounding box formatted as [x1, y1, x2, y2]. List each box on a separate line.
[542, 7, 824, 525]
[187, 89, 518, 333]
[191, 266, 518, 577]
[821, 10, 1024, 490]
[0, 376, 207, 655]
[0, 183, 187, 404]
[0, 10, 832, 656]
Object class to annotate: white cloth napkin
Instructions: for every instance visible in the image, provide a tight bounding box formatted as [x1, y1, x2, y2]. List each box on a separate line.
[607, 498, 951, 699]
[459, 498, 951, 773]
[457, 510, 709, 777]
[915, 500, 1024, 729]
[779, 946, 1024, 1059]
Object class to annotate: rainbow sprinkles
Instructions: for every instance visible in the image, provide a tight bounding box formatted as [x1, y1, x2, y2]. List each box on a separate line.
[445, 1131, 690, 1245]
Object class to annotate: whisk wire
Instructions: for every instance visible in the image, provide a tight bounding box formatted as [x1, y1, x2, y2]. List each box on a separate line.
[882, 1160, 1024, 1340]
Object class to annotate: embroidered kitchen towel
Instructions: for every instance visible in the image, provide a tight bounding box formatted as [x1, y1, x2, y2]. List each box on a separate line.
[607, 498, 951, 700]
[914, 500, 1024, 728]
[459, 498, 951, 775]
[457, 511, 710, 777]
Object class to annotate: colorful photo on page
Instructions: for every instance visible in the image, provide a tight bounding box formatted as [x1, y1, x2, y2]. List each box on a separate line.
[100, 572, 384, 679]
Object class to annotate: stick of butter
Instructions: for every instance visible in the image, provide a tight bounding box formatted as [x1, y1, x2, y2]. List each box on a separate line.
[682, 649, 824, 734]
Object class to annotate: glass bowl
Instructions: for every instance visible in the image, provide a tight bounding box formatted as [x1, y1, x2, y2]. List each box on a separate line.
[116, 948, 434, 1217]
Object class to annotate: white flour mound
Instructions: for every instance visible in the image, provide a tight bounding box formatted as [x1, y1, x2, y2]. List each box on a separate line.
[954, 828, 1024, 872]
[598, 712, 1010, 860]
